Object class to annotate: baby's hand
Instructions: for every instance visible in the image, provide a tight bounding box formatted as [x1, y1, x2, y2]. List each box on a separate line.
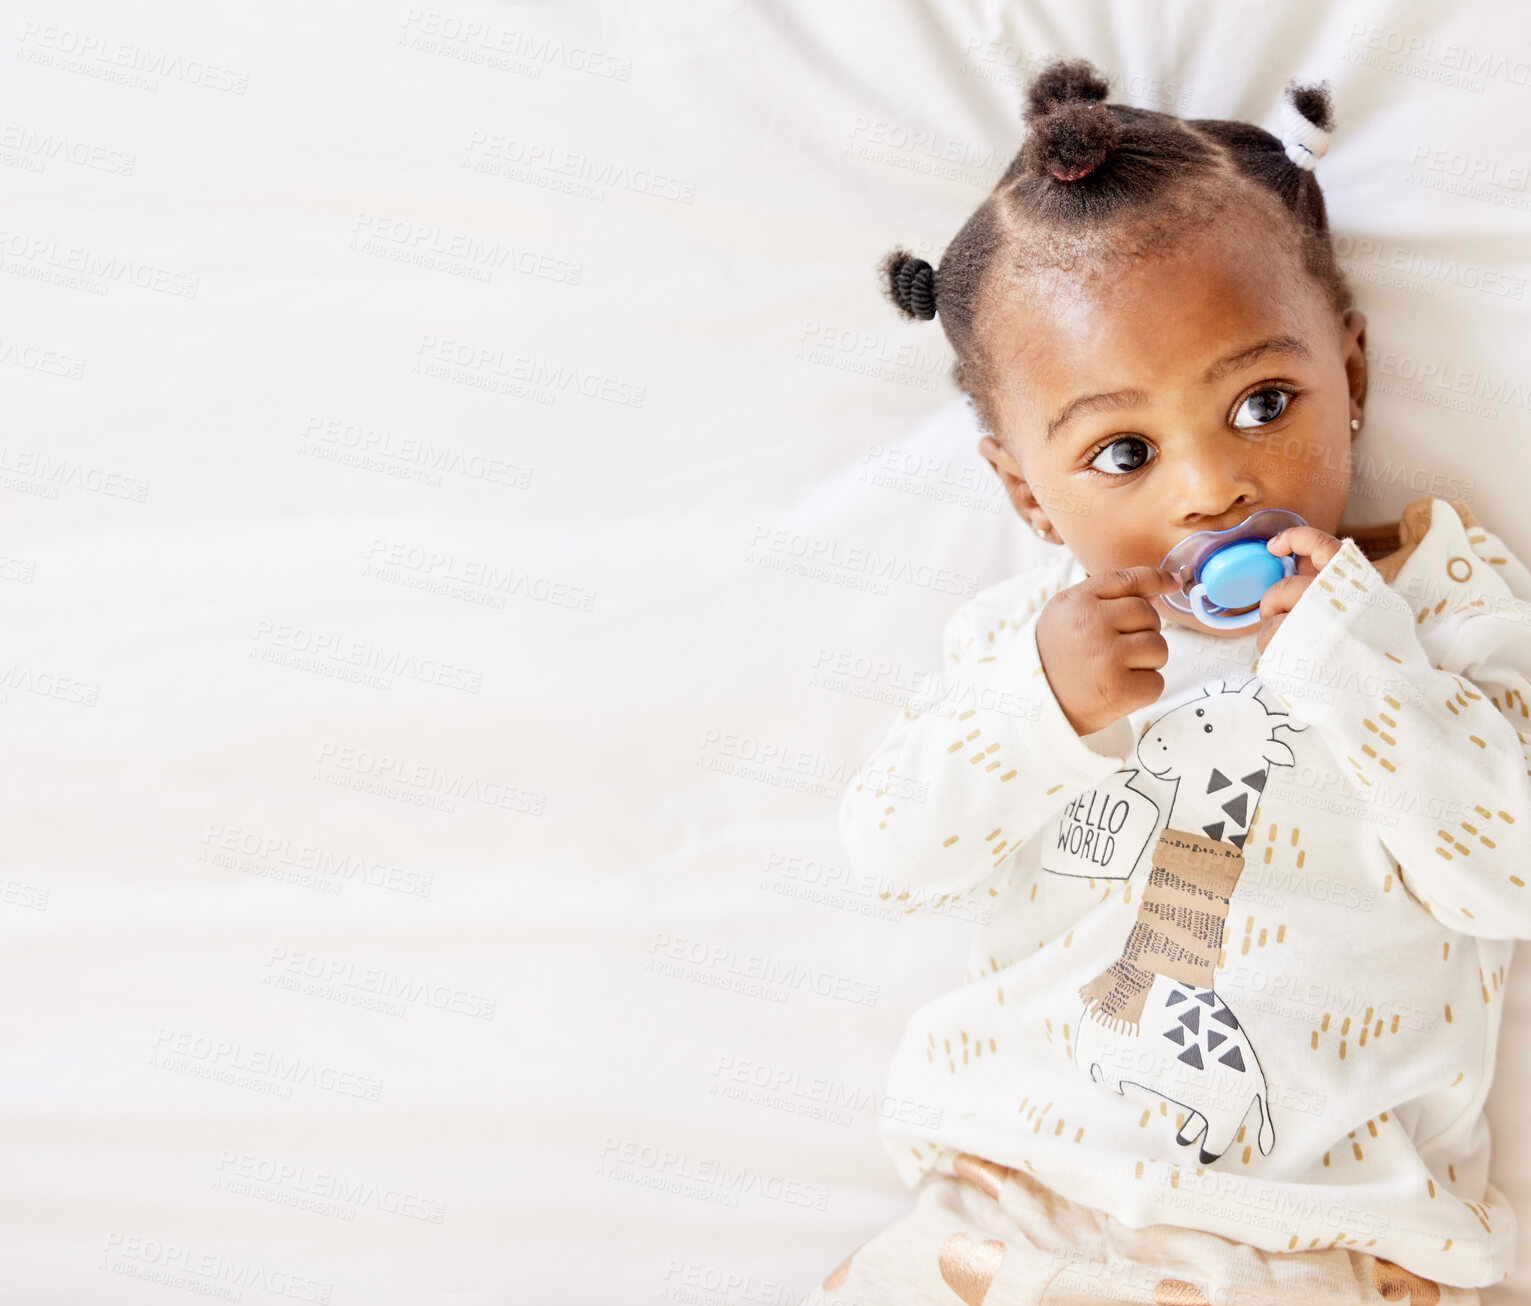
[1256, 526, 1345, 653]
[1037, 565, 1182, 736]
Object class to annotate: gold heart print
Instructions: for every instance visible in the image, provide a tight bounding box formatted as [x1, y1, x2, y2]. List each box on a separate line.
[938, 1232, 1006, 1306]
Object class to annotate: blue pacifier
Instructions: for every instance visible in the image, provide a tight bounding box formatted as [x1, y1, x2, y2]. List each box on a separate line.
[1159, 508, 1307, 631]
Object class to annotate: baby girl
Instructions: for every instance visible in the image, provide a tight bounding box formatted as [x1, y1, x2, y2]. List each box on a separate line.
[809, 58, 1531, 1306]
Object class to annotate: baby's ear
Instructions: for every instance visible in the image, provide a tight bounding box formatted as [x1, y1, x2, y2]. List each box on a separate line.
[978, 434, 1031, 481]
[978, 434, 1011, 473]
[1340, 308, 1368, 416]
[977, 437, 1040, 521]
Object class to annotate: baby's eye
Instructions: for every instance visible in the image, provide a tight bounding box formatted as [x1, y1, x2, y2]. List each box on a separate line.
[1233, 388, 1291, 429]
[1086, 436, 1155, 477]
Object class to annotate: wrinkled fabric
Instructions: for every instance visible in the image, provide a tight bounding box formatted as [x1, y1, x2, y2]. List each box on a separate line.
[806, 1149, 1480, 1306]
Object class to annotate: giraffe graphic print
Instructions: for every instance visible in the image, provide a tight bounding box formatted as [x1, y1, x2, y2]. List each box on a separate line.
[1041, 677, 1306, 1163]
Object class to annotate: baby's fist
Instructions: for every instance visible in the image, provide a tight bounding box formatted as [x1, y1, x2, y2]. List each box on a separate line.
[1256, 526, 1344, 653]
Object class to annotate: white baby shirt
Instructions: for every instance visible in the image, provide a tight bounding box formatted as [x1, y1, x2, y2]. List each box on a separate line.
[841, 496, 1531, 1290]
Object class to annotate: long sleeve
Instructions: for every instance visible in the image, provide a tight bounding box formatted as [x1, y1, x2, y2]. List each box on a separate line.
[1254, 500, 1531, 939]
[839, 559, 1137, 916]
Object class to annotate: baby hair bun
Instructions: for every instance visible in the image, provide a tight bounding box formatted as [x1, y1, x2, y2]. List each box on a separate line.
[1024, 57, 1110, 120]
[1279, 79, 1334, 171]
[880, 247, 937, 320]
[1019, 58, 1121, 183]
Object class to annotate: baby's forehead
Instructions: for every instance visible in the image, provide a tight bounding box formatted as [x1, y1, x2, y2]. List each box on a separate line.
[984, 236, 1325, 383]
[989, 189, 1308, 317]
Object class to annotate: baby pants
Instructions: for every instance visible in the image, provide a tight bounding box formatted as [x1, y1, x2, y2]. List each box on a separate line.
[804, 1149, 1481, 1306]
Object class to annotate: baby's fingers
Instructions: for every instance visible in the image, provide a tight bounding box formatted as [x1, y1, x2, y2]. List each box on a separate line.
[1266, 526, 1343, 573]
[1258, 571, 1313, 623]
[1255, 611, 1288, 655]
[1116, 629, 1169, 671]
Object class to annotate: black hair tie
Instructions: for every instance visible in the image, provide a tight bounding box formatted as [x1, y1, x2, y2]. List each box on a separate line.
[896, 257, 937, 319]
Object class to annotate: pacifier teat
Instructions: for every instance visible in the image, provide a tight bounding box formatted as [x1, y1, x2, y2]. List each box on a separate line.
[1158, 509, 1308, 631]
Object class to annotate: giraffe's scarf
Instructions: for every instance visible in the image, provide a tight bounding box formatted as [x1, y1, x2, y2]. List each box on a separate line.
[1078, 829, 1245, 1032]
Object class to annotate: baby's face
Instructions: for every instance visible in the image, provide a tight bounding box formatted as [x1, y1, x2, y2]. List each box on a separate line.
[978, 225, 1368, 640]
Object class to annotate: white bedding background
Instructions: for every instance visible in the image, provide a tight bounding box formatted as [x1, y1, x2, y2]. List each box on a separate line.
[4, 0, 1530, 1301]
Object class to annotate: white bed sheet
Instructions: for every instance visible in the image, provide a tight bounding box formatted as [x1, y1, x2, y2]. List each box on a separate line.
[4, 0, 1530, 1301]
